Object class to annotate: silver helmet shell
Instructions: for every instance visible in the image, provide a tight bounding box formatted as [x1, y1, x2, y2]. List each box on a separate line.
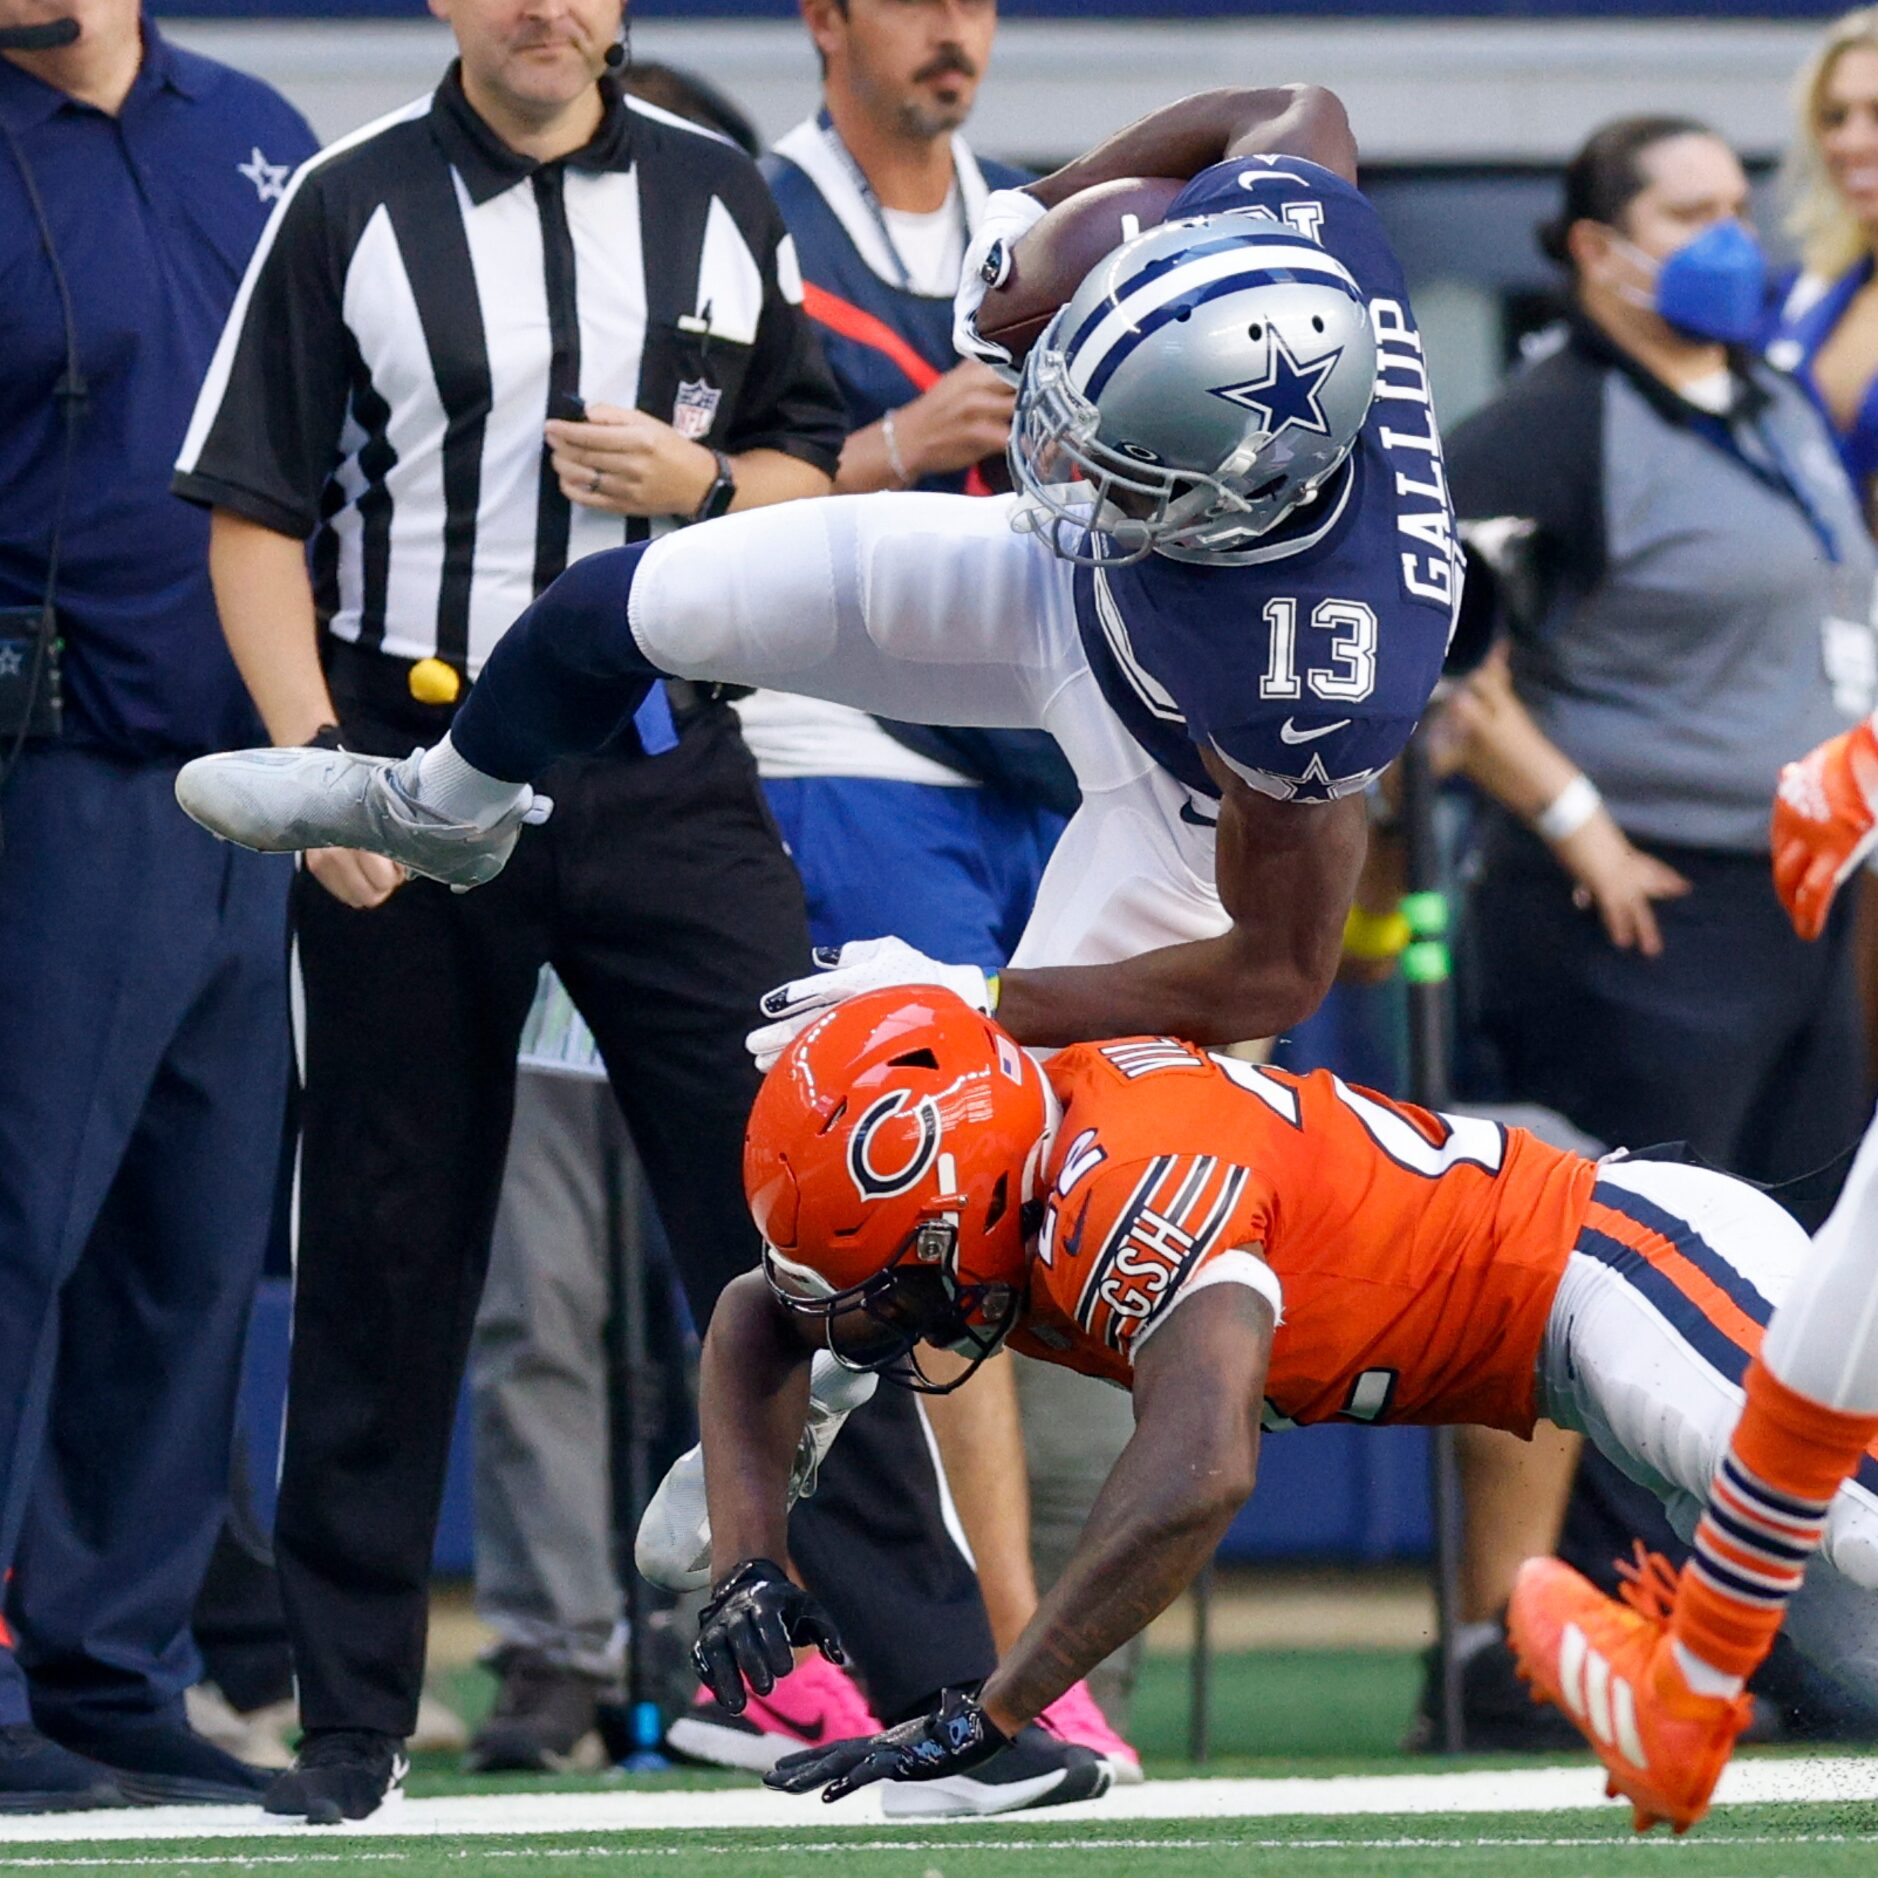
[1010, 212, 1378, 566]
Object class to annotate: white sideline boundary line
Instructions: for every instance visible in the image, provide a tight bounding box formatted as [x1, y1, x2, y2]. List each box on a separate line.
[2, 1759, 1877, 1845]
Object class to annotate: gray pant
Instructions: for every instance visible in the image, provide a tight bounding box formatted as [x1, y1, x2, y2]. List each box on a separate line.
[471, 1070, 632, 1680]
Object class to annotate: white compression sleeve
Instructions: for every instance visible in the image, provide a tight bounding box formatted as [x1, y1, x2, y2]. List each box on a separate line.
[1763, 1111, 1878, 1413]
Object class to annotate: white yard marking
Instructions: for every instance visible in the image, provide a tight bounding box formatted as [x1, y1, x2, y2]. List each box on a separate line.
[6, 1835, 1878, 1868]
[1, 1758, 1877, 1846]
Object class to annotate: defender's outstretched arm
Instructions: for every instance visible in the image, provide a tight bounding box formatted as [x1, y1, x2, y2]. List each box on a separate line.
[766, 1280, 1271, 1801]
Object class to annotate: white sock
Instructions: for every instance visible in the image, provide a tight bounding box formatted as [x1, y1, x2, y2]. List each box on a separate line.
[414, 734, 530, 827]
[1672, 1639, 1746, 1699]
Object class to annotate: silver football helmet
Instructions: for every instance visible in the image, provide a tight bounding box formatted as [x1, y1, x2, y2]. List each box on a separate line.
[1010, 212, 1378, 566]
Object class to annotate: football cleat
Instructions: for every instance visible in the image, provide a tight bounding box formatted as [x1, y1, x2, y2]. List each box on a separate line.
[1039, 1680, 1142, 1785]
[666, 1657, 881, 1774]
[878, 1724, 1110, 1819]
[1772, 717, 1878, 941]
[1507, 1551, 1753, 1835]
[174, 745, 550, 891]
[636, 1353, 878, 1593]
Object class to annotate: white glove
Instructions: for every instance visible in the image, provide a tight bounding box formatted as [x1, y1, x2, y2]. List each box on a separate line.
[747, 937, 995, 1073]
[953, 187, 1049, 384]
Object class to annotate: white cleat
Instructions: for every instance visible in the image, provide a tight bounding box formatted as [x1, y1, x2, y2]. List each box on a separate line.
[175, 745, 550, 890]
[636, 1353, 878, 1592]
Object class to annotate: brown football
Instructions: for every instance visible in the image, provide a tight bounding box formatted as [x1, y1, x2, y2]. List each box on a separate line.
[976, 175, 1188, 366]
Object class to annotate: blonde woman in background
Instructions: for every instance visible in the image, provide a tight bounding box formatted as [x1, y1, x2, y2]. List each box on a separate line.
[1771, 7, 1878, 525]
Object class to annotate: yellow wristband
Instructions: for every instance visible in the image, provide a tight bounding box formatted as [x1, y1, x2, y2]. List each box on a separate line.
[985, 970, 1001, 1013]
[1343, 906, 1412, 962]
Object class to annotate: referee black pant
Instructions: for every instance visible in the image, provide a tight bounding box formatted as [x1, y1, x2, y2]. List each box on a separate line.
[280, 656, 994, 1737]
[1469, 819, 1869, 1224]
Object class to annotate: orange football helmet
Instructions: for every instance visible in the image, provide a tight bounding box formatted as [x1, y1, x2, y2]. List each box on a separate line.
[743, 987, 1053, 1391]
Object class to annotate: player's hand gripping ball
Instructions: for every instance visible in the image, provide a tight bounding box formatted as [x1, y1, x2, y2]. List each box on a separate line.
[955, 176, 1187, 381]
[746, 937, 995, 1073]
[1772, 718, 1878, 941]
[766, 1687, 1010, 1804]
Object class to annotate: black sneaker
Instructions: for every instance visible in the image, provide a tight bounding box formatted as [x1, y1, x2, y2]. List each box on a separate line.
[463, 1652, 608, 1774]
[0, 1725, 129, 1813]
[264, 1730, 407, 1823]
[879, 1724, 1111, 1818]
[44, 1718, 268, 1806]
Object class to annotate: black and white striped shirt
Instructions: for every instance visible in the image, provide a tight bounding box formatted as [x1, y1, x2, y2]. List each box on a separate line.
[174, 67, 844, 676]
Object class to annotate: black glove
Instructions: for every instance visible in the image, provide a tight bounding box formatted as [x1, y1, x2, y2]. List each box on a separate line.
[765, 1686, 1009, 1803]
[693, 1558, 846, 1712]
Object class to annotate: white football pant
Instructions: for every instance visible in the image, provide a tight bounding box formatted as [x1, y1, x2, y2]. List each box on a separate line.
[1537, 1156, 1878, 1706]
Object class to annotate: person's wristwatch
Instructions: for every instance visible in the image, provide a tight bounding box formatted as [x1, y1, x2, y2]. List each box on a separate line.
[692, 449, 736, 524]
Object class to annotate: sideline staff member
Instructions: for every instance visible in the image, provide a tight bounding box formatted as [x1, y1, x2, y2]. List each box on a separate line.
[0, 0, 313, 1811]
[1448, 115, 1878, 1674]
[1449, 115, 1876, 1214]
[175, 0, 996, 1824]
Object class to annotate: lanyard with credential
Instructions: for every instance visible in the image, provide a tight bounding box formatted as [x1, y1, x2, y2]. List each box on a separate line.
[815, 107, 967, 294]
[1695, 399, 1842, 565]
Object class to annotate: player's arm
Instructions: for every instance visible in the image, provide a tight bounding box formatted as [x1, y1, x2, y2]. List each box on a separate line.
[995, 761, 1366, 1046]
[767, 1279, 1270, 1799]
[977, 1279, 1270, 1733]
[690, 1272, 846, 1709]
[1026, 85, 1356, 202]
[699, 1271, 815, 1577]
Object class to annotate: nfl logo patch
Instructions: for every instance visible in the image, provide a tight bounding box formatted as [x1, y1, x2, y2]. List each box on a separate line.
[673, 379, 721, 441]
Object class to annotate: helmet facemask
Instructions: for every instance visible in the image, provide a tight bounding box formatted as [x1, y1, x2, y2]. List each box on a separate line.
[763, 1213, 1025, 1395]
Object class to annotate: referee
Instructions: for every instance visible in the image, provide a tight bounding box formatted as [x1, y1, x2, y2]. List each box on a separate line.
[175, 0, 990, 1821]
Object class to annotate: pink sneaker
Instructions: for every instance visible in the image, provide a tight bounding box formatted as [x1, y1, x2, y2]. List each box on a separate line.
[664, 1655, 880, 1774]
[1040, 1680, 1142, 1784]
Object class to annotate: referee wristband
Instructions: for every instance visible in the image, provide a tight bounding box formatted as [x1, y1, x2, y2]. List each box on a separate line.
[1534, 773, 1602, 843]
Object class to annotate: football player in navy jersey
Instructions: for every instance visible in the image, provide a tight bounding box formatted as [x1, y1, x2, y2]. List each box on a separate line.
[178, 83, 1459, 1060]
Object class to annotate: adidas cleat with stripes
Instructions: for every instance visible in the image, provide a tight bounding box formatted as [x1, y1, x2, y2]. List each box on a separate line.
[1507, 1553, 1752, 1835]
[175, 745, 549, 890]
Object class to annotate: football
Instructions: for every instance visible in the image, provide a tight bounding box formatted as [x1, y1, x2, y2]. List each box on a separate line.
[976, 175, 1188, 367]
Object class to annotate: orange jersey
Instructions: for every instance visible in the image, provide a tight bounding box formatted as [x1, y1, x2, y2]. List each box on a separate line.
[1006, 1040, 1599, 1434]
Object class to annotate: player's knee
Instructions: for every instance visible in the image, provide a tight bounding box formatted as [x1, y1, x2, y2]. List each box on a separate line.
[633, 511, 840, 684]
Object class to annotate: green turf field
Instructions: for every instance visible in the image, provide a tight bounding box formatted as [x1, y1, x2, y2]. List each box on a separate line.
[0, 1652, 1870, 1876]
[4, 1808, 1878, 1877]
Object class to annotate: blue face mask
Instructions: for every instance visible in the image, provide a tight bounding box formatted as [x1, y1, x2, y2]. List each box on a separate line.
[1611, 219, 1768, 346]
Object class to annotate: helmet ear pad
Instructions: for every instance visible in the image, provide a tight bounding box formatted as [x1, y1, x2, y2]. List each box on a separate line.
[1011, 214, 1379, 565]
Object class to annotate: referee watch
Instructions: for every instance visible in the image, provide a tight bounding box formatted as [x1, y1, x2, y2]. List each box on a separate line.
[692, 449, 736, 525]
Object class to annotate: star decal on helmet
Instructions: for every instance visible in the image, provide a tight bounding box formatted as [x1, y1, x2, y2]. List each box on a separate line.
[1209, 332, 1345, 441]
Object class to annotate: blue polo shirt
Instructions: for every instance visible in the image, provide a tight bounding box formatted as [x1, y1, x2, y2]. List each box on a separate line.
[0, 22, 315, 758]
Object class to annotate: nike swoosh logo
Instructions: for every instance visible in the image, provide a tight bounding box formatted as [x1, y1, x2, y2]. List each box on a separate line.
[789, 1715, 829, 1743]
[1179, 800, 1219, 829]
[1279, 718, 1351, 744]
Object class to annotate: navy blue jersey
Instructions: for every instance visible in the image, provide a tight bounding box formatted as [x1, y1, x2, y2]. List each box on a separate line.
[1073, 157, 1459, 801]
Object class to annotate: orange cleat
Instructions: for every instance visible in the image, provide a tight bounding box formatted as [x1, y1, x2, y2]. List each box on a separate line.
[1507, 1549, 1753, 1836]
[1772, 719, 1878, 942]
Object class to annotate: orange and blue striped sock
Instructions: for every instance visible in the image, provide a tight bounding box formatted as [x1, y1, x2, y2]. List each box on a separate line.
[1672, 1358, 1878, 1695]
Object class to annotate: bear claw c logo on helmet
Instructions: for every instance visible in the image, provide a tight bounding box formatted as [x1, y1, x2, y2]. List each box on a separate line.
[846, 1091, 943, 1200]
